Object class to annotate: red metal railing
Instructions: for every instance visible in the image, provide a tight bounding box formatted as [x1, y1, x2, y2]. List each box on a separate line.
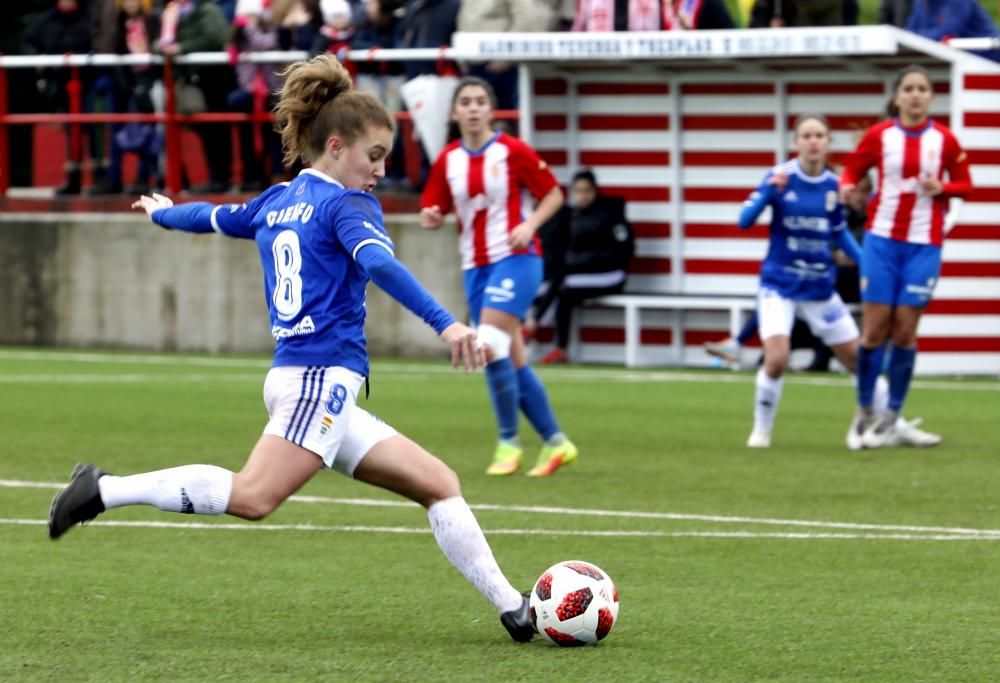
[0, 50, 518, 196]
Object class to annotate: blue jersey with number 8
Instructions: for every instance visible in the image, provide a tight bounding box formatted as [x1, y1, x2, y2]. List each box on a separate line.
[205, 169, 394, 375]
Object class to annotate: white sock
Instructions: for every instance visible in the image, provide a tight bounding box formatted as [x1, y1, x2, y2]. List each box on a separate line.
[753, 368, 784, 433]
[98, 465, 233, 515]
[873, 375, 890, 415]
[427, 497, 523, 614]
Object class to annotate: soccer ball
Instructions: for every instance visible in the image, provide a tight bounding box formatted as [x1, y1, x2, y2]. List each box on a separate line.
[529, 560, 619, 646]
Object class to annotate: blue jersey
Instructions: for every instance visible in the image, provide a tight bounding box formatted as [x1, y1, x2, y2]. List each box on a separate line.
[739, 160, 849, 301]
[157, 169, 406, 376]
[215, 169, 396, 374]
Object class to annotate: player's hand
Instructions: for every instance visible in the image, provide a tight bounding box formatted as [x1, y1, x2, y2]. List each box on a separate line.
[920, 174, 943, 197]
[420, 205, 444, 230]
[767, 171, 788, 192]
[833, 250, 856, 267]
[839, 183, 856, 204]
[509, 223, 535, 250]
[440, 322, 487, 372]
[131, 193, 173, 217]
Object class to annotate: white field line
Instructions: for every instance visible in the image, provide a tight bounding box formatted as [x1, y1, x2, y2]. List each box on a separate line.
[5, 479, 1000, 538]
[1, 349, 997, 391]
[0, 373, 263, 383]
[2, 518, 998, 541]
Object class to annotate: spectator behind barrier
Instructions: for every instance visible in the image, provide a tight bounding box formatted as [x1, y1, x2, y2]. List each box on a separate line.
[526, 169, 635, 365]
[98, 0, 163, 195]
[21, 0, 94, 195]
[573, 0, 733, 30]
[227, 0, 284, 191]
[311, 0, 357, 59]
[458, 0, 559, 112]
[159, 0, 235, 193]
[273, 0, 324, 51]
[906, 0, 1000, 62]
[351, 0, 409, 187]
[398, 0, 460, 79]
[749, 0, 859, 27]
[878, 0, 914, 26]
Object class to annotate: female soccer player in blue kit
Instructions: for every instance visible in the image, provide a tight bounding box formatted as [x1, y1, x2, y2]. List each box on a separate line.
[738, 114, 889, 449]
[47, 55, 535, 643]
[840, 66, 972, 449]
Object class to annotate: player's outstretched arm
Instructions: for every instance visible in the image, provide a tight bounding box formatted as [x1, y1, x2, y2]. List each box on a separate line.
[131, 193, 219, 234]
[356, 244, 485, 371]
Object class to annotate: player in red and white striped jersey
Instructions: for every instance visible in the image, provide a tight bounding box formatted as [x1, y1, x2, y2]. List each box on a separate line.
[420, 76, 577, 477]
[840, 65, 973, 449]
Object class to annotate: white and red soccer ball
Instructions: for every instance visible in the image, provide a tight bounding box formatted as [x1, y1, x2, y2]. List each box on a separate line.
[529, 560, 619, 646]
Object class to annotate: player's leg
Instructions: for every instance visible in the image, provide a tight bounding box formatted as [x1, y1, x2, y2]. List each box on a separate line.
[863, 242, 941, 448]
[482, 255, 576, 477]
[855, 233, 899, 442]
[343, 411, 532, 641]
[509, 330, 577, 477]
[48, 367, 356, 539]
[749, 290, 794, 448]
[463, 264, 522, 474]
[48, 434, 321, 539]
[704, 310, 758, 368]
[800, 293, 887, 449]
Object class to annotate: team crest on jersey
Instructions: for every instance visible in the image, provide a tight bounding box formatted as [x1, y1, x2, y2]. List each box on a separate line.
[825, 190, 837, 212]
[860, 276, 868, 291]
[491, 164, 501, 179]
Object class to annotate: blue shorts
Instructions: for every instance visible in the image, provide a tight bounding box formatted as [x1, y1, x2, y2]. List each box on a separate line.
[463, 254, 543, 326]
[861, 233, 942, 308]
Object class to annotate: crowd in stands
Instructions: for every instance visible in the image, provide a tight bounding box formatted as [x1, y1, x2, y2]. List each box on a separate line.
[13, 0, 1000, 195]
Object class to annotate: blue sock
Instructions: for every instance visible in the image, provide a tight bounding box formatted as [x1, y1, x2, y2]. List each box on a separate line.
[856, 344, 885, 408]
[516, 366, 560, 441]
[887, 346, 917, 413]
[485, 358, 519, 441]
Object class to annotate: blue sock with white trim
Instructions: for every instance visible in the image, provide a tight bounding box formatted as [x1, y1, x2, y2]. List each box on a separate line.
[856, 344, 885, 408]
[516, 366, 560, 441]
[485, 358, 519, 441]
[887, 345, 917, 413]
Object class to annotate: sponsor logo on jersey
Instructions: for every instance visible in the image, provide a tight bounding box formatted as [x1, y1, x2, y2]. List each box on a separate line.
[783, 215, 829, 232]
[271, 315, 316, 340]
[362, 220, 392, 244]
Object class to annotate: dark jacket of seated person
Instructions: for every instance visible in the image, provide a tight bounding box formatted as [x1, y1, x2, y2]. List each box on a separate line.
[532, 170, 635, 360]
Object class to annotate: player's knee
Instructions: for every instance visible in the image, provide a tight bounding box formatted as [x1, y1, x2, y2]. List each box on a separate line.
[763, 354, 787, 378]
[229, 479, 281, 521]
[891, 321, 918, 348]
[419, 463, 462, 508]
[477, 323, 511, 361]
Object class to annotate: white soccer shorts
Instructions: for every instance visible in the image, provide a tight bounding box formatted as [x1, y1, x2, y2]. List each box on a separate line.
[262, 365, 397, 477]
[757, 288, 859, 347]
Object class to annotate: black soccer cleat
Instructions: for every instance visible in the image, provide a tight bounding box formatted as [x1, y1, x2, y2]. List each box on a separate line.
[48, 463, 108, 540]
[500, 592, 535, 643]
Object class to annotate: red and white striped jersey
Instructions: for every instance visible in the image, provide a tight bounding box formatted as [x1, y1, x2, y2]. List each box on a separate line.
[421, 132, 560, 270]
[841, 119, 972, 246]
